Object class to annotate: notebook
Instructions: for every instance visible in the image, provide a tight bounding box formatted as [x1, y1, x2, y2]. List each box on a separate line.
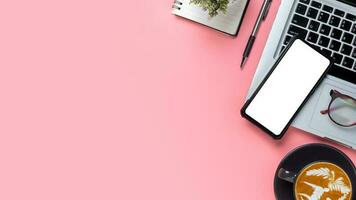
[172, 0, 250, 36]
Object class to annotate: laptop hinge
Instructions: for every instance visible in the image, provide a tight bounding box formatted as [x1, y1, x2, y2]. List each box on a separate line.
[323, 137, 354, 150]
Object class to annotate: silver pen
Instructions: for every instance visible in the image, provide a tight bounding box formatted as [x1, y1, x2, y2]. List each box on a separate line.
[241, 0, 273, 69]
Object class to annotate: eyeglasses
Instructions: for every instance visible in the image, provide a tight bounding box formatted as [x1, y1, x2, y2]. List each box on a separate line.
[320, 90, 356, 128]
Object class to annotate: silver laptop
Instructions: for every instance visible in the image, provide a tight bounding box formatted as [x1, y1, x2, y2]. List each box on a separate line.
[247, 0, 356, 149]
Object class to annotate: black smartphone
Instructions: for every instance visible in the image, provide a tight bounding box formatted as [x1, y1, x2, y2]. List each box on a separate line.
[241, 38, 333, 139]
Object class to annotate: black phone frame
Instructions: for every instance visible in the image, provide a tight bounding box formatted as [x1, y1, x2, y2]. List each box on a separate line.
[240, 37, 334, 139]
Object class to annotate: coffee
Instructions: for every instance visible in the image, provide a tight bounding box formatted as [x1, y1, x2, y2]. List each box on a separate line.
[294, 162, 352, 200]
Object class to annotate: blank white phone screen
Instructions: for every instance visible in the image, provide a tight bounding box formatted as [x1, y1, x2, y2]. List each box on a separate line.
[245, 40, 330, 136]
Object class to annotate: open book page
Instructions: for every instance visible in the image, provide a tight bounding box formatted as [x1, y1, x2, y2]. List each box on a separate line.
[172, 0, 249, 35]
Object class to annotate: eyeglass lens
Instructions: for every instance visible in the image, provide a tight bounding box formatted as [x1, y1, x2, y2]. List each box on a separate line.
[329, 96, 356, 127]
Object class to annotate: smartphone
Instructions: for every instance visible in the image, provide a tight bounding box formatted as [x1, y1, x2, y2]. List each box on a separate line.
[241, 38, 333, 139]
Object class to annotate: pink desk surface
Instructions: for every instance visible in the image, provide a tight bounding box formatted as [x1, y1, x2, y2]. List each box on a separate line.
[0, 0, 355, 199]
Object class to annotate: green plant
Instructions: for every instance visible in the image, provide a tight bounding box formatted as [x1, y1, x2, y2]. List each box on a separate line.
[190, 0, 229, 17]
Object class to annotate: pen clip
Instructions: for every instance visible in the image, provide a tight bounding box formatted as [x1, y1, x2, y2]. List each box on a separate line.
[262, 0, 272, 21]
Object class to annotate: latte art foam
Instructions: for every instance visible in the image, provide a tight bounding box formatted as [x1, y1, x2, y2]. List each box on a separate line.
[294, 162, 352, 200]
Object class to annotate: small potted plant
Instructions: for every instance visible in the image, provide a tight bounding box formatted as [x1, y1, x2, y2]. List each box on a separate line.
[190, 0, 230, 17]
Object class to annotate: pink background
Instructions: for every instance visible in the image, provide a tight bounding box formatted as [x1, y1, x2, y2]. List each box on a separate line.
[0, 0, 355, 199]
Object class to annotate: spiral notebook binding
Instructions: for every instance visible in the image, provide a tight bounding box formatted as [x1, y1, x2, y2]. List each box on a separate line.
[172, 0, 183, 10]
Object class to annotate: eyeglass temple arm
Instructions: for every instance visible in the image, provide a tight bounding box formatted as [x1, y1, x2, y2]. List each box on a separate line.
[334, 90, 356, 103]
[320, 104, 356, 115]
[320, 90, 356, 115]
[320, 107, 339, 115]
[320, 109, 328, 115]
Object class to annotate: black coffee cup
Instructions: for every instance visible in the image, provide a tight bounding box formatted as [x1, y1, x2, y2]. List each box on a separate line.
[278, 161, 353, 200]
[274, 144, 356, 200]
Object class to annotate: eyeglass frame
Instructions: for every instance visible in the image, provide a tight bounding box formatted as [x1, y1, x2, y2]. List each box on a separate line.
[320, 89, 356, 128]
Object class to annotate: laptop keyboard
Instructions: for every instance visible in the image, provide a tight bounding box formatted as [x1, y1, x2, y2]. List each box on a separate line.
[281, 0, 356, 72]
